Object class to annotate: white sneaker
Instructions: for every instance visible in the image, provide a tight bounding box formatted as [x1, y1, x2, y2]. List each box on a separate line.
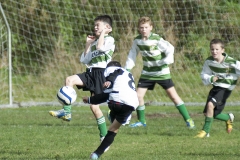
[229, 113, 234, 123]
[90, 152, 99, 160]
[206, 133, 210, 137]
[226, 113, 234, 133]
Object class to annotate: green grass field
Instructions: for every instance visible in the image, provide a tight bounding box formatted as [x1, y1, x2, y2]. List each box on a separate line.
[0, 105, 239, 160]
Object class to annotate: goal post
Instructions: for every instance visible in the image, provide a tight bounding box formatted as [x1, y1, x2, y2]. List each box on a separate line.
[1, 1, 240, 107]
[0, 3, 12, 107]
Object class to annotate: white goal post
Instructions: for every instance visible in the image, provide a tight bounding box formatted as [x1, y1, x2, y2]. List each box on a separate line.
[0, 3, 12, 107]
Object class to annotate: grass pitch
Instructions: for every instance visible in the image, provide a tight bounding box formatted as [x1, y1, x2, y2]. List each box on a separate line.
[0, 105, 239, 160]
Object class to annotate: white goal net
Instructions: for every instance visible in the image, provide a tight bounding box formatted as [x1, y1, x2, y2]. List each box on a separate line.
[1, 0, 240, 107]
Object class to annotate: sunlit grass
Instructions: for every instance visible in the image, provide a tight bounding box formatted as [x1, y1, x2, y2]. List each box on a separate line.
[0, 105, 239, 159]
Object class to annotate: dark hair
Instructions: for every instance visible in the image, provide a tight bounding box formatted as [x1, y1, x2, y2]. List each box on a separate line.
[94, 15, 113, 27]
[210, 39, 225, 49]
[107, 61, 121, 68]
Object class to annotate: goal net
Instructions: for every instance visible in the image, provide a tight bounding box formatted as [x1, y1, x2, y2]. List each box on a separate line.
[1, 0, 240, 107]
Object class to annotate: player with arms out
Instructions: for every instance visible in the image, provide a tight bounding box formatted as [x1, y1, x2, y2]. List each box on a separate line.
[49, 15, 115, 142]
[125, 16, 195, 129]
[82, 61, 139, 159]
[195, 39, 237, 138]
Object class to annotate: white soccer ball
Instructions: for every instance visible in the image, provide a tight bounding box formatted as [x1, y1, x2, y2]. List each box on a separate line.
[57, 86, 77, 105]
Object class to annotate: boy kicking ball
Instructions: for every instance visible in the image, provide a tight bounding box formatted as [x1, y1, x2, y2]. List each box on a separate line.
[83, 61, 139, 159]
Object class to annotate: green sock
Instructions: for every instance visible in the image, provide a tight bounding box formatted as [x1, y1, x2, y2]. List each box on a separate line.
[176, 103, 190, 121]
[214, 113, 229, 121]
[202, 117, 213, 133]
[63, 105, 71, 113]
[97, 116, 107, 138]
[137, 105, 146, 124]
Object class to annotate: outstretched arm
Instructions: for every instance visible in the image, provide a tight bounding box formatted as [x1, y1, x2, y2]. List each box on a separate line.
[83, 93, 109, 105]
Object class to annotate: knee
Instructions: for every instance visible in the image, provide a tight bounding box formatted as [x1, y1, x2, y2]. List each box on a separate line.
[207, 102, 215, 110]
[65, 76, 72, 86]
[137, 94, 144, 102]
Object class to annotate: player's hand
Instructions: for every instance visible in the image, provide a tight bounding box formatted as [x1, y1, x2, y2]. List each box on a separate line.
[86, 35, 96, 44]
[82, 97, 89, 103]
[103, 81, 111, 88]
[101, 26, 112, 35]
[212, 76, 219, 82]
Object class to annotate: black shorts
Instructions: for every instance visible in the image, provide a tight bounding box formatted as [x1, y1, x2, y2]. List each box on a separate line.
[108, 101, 134, 124]
[76, 68, 105, 95]
[203, 86, 232, 117]
[137, 78, 174, 90]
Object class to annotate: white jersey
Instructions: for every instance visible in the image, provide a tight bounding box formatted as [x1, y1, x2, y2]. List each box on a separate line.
[80, 35, 115, 68]
[104, 66, 139, 109]
[201, 53, 240, 90]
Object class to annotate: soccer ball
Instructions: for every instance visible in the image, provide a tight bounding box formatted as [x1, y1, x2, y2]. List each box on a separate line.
[57, 86, 77, 105]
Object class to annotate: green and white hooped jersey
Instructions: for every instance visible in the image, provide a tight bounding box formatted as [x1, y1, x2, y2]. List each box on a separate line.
[125, 33, 174, 80]
[80, 35, 115, 68]
[201, 53, 240, 90]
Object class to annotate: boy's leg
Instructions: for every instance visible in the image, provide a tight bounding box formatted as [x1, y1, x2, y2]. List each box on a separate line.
[215, 113, 234, 133]
[90, 104, 108, 139]
[49, 105, 72, 121]
[166, 87, 195, 129]
[90, 120, 121, 159]
[49, 75, 84, 121]
[129, 88, 147, 128]
[202, 116, 213, 134]
[214, 113, 230, 121]
[137, 105, 146, 123]
[195, 102, 214, 138]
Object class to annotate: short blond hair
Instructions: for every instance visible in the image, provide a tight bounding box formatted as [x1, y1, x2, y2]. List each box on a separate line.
[138, 16, 153, 27]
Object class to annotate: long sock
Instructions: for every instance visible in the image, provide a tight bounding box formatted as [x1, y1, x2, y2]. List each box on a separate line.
[137, 105, 146, 123]
[214, 113, 229, 121]
[63, 105, 71, 113]
[176, 103, 190, 121]
[202, 117, 213, 133]
[97, 116, 107, 138]
[95, 131, 116, 157]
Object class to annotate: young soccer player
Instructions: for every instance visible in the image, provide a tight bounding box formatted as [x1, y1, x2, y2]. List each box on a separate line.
[195, 39, 237, 138]
[125, 16, 195, 129]
[82, 61, 139, 159]
[49, 15, 115, 142]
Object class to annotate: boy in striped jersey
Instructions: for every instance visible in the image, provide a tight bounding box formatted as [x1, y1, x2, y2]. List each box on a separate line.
[49, 15, 114, 142]
[195, 39, 237, 138]
[125, 16, 195, 129]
